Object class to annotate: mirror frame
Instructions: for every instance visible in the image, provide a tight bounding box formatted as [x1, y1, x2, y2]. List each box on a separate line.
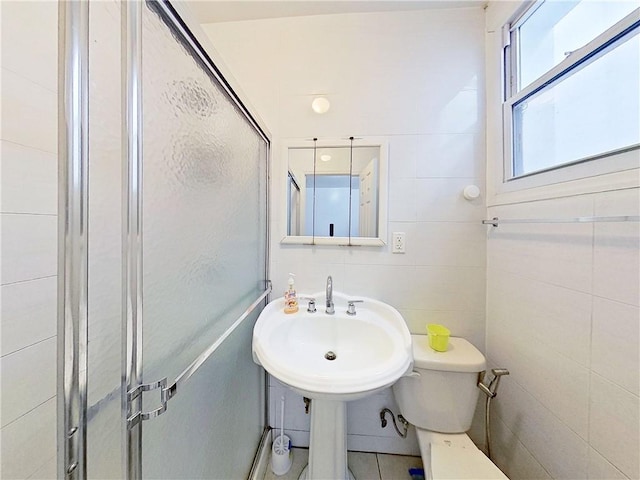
[280, 137, 389, 246]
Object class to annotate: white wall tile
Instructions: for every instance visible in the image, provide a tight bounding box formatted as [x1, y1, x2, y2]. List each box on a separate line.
[389, 136, 418, 179]
[1, 276, 57, 356]
[519, 343, 590, 439]
[413, 222, 486, 267]
[1, 141, 57, 214]
[414, 265, 486, 311]
[588, 448, 628, 480]
[491, 415, 552, 480]
[346, 389, 400, 438]
[342, 264, 418, 310]
[343, 222, 416, 267]
[0, 1, 58, 92]
[493, 379, 588, 480]
[487, 221, 593, 294]
[590, 374, 640, 479]
[487, 190, 639, 480]
[388, 178, 417, 223]
[399, 309, 485, 348]
[416, 133, 484, 179]
[418, 89, 482, 135]
[0, 398, 56, 480]
[593, 187, 640, 217]
[1, 68, 57, 154]
[487, 272, 591, 437]
[487, 270, 592, 366]
[591, 297, 640, 396]
[1, 213, 57, 285]
[26, 455, 56, 480]
[415, 178, 485, 222]
[271, 259, 346, 297]
[0, 337, 57, 427]
[269, 382, 311, 433]
[593, 215, 640, 307]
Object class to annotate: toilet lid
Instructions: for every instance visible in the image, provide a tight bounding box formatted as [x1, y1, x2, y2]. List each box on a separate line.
[430, 443, 509, 479]
[412, 335, 486, 372]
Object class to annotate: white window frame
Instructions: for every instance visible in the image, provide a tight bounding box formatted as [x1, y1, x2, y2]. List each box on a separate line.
[502, 4, 640, 183]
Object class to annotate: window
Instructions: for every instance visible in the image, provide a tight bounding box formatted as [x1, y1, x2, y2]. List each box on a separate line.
[504, 1, 640, 179]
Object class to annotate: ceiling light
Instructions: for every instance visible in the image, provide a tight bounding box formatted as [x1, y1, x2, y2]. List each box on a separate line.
[311, 97, 330, 114]
[320, 154, 331, 162]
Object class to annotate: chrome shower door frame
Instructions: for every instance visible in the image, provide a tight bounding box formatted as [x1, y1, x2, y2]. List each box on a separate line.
[122, 1, 144, 478]
[60, 1, 272, 478]
[58, 1, 90, 478]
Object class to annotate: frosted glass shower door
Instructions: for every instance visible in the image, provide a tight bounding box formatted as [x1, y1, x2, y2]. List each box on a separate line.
[137, 2, 268, 478]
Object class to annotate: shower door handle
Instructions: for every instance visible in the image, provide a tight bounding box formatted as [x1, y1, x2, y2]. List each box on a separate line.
[127, 377, 169, 429]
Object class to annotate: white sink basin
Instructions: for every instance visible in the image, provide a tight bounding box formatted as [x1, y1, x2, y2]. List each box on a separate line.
[253, 292, 413, 400]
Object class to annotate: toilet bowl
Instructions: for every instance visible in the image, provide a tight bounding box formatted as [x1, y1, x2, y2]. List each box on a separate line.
[392, 335, 508, 480]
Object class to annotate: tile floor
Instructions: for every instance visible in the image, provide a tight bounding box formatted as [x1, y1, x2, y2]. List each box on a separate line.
[263, 448, 424, 480]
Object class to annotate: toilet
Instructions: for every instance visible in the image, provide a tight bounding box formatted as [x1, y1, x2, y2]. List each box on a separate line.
[392, 335, 509, 480]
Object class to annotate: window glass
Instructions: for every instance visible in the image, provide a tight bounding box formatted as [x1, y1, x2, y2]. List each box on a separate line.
[513, 32, 639, 177]
[518, 1, 638, 90]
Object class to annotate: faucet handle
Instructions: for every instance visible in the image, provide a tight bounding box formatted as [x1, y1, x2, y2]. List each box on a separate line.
[299, 296, 317, 313]
[346, 299, 364, 316]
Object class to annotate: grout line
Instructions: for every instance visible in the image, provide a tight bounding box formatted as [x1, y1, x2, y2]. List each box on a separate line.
[1, 274, 57, 287]
[1, 212, 58, 217]
[0, 395, 55, 430]
[591, 292, 640, 308]
[590, 370, 638, 398]
[375, 452, 383, 480]
[1, 334, 56, 359]
[1, 66, 58, 95]
[587, 200, 596, 447]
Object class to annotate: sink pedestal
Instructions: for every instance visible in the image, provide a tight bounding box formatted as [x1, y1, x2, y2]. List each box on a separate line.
[298, 399, 355, 480]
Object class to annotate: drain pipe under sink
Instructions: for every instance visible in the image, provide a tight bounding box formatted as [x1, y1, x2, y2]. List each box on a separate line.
[477, 368, 510, 460]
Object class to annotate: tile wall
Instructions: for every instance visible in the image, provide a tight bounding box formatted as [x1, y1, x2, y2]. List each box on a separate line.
[203, 6, 487, 454]
[485, 189, 640, 480]
[484, 2, 640, 478]
[1, 1, 59, 478]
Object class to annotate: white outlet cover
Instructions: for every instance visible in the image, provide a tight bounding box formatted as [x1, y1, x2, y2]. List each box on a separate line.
[392, 232, 405, 253]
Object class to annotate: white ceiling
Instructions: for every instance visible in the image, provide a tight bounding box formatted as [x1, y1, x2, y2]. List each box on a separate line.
[185, 0, 486, 24]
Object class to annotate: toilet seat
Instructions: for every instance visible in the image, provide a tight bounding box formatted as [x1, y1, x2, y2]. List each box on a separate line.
[415, 430, 509, 480]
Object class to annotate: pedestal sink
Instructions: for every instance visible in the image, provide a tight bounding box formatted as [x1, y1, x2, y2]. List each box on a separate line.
[252, 291, 412, 480]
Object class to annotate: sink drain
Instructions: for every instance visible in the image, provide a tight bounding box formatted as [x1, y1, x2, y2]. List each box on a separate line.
[324, 351, 337, 361]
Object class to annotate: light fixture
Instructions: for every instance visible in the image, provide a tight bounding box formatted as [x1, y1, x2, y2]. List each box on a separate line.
[320, 154, 331, 162]
[311, 97, 330, 114]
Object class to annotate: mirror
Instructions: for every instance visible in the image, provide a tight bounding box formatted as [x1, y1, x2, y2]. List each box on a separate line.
[282, 138, 388, 246]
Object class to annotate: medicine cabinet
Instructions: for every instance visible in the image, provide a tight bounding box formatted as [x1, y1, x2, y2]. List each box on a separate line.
[282, 138, 388, 246]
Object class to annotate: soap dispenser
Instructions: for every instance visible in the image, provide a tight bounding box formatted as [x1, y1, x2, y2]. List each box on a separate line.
[284, 273, 299, 314]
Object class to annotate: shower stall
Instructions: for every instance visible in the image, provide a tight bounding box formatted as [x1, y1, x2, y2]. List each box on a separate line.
[58, 1, 270, 478]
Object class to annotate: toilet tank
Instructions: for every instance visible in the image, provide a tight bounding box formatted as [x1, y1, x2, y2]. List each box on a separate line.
[392, 335, 486, 434]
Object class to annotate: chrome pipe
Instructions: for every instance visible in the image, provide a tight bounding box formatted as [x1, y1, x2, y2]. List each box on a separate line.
[58, 1, 89, 478]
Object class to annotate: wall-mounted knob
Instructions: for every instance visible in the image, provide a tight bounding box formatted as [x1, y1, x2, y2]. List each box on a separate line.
[463, 185, 480, 200]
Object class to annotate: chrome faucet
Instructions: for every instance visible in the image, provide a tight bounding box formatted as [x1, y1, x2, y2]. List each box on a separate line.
[325, 275, 335, 314]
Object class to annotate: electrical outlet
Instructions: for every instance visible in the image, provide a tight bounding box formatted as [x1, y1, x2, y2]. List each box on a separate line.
[392, 232, 405, 254]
